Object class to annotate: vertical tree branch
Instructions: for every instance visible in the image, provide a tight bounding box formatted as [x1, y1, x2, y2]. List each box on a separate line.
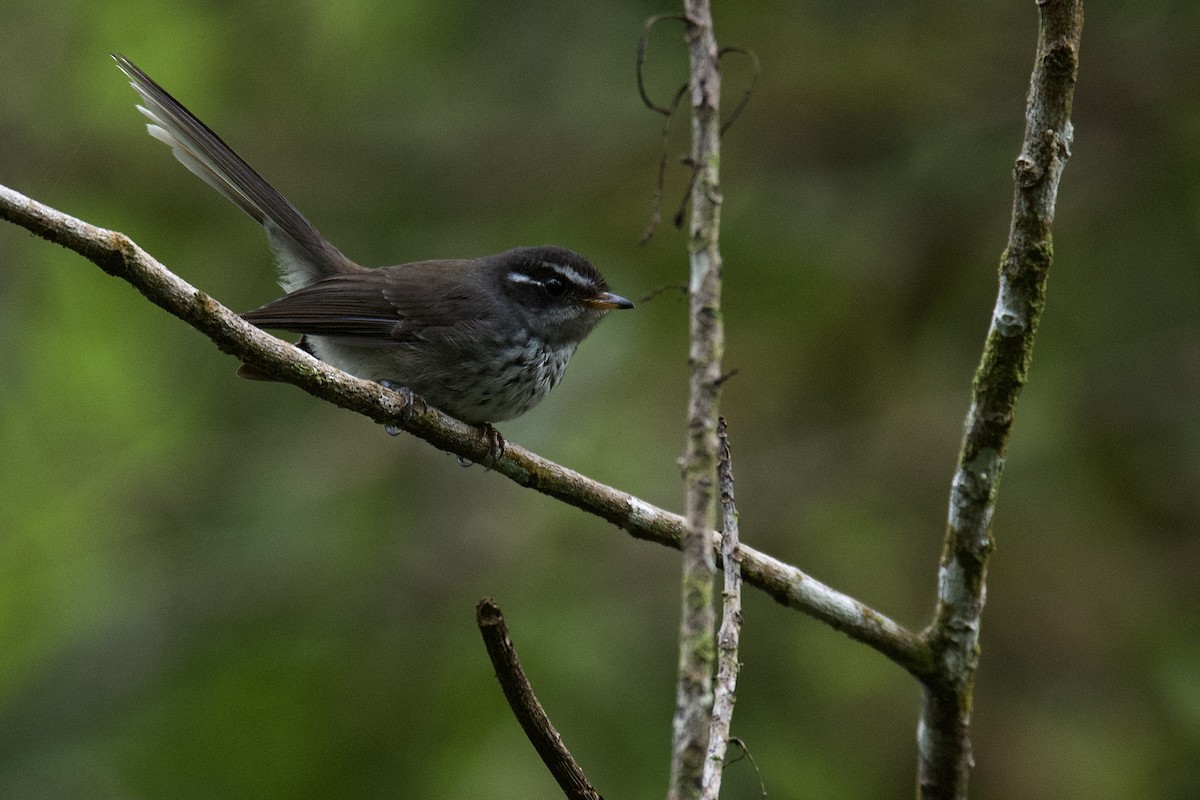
[917, 3, 1083, 798]
[668, 1, 724, 799]
[701, 417, 743, 800]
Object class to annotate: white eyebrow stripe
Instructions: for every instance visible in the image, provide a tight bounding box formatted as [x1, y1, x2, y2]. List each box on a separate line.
[545, 263, 590, 288]
[508, 264, 595, 290]
[506, 271, 540, 285]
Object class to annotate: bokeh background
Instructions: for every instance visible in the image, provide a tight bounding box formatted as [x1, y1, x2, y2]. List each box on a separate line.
[2, 2, 1197, 798]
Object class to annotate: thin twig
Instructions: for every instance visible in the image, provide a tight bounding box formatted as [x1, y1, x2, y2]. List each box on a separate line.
[0, 182, 930, 677]
[639, 84, 689, 244]
[716, 46, 761, 136]
[669, 1, 725, 798]
[725, 739, 767, 799]
[476, 598, 603, 800]
[638, 283, 689, 304]
[637, 13, 690, 244]
[636, 14, 689, 116]
[701, 417, 743, 800]
[916, 3, 1084, 798]
[637, 23, 759, 244]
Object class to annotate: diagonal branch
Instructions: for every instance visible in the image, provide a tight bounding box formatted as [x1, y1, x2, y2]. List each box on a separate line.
[916, 2, 1084, 798]
[476, 598, 603, 800]
[0, 182, 929, 677]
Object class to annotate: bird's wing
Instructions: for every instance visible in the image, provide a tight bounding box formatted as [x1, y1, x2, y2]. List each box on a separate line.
[241, 261, 487, 343]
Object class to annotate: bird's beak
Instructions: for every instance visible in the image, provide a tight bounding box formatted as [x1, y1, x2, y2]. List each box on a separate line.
[584, 291, 635, 310]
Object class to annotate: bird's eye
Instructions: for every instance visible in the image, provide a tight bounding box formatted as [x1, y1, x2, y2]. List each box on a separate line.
[542, 276, 568, 297]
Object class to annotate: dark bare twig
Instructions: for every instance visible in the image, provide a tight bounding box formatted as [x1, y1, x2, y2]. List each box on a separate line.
[639, 84, 690, 244]
[637, 14, 690, 243]
[701, 417, 744, 800]
[716, 46, 761, 136]
[636, 18, 758, 244]
[639, 283, 689, 304]
[712, 368, 739, 388]
[917, 3, 1084, 798]
[725, 739, 767, 798]
[636, 14, 689, 116]
[476, 598, 603, 800]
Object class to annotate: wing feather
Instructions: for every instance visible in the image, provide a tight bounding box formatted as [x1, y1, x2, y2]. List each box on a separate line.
[240, 260, 491, 342]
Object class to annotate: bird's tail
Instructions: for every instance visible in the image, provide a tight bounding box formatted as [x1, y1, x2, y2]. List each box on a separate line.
[113, 54, 359, 290]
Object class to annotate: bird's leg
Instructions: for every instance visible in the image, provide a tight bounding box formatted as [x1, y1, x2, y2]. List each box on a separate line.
[478, 423, 507, 470]
[379, 380, 426, 435]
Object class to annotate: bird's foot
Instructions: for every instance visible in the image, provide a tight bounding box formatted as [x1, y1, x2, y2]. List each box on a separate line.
[379, 381, 426, 435]
[478, 423, 507, 471]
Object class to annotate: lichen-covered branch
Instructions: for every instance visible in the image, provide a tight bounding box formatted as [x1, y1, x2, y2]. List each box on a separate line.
[701, 418, 743, 800]
[917, 3, 1084, 798]
[667, 2, 725, 798]
[0, 183, 928, 674]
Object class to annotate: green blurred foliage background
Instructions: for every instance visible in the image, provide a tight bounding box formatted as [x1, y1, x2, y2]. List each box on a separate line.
[2, 1, 1198, 798]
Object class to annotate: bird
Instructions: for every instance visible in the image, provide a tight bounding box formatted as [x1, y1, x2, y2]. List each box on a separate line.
[112, 54, 633, 425]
